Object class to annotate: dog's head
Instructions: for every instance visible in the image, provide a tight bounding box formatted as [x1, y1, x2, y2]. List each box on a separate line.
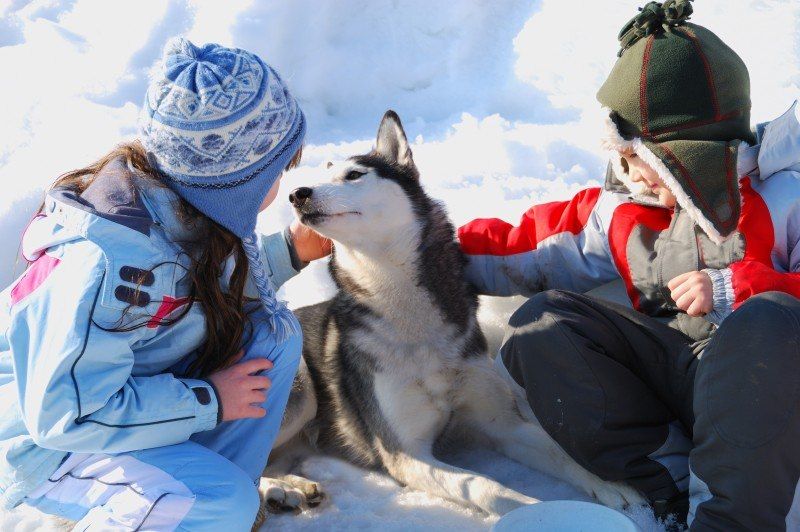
[289, 111, 428, 250]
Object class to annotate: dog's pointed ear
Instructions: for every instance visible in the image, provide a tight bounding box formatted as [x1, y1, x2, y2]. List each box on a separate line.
[375, 110, 414, 168]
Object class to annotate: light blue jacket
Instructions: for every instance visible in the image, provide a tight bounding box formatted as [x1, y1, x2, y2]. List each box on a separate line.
[0, 157, 301, 509]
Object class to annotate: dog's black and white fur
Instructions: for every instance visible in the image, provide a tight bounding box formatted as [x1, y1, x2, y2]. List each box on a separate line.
[257, 111, 644, 520]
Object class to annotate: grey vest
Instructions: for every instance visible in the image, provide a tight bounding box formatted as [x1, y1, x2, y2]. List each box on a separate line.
[606, 170, 745, 340]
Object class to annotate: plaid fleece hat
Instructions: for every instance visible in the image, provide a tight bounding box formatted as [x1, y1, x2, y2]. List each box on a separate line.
[597, 0, 754, 243]
[139, 37, 306, 342]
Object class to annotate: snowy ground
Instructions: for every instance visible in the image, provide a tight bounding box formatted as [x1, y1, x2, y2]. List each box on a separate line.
[5, 451, 669, 531]
[261, 450, 669, 531]
[1, 0, 799, 529]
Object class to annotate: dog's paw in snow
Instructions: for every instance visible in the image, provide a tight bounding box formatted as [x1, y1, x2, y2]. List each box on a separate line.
[258, 475, 326, 515]
[590, 480, 647, 510]
[46, 515, 78, 530]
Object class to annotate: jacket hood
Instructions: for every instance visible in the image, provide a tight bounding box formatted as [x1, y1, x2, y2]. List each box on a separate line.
[21, 157, 201, 262]
[22, 157, 152, 262]
[20, 213, 82, 263]
[754, 100, 800, 180]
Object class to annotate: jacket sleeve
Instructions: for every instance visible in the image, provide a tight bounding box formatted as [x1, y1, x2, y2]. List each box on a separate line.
[8, 240, 219, 453]
[258, 229, 305, 290]
[704, 262, 800, 324]
[704, 173, 800, 324]
[457, 187, 621, 296]
[705, 262, 800, 323]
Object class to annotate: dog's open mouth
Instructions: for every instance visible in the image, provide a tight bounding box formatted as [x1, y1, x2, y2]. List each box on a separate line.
[300, 211, 361, 225]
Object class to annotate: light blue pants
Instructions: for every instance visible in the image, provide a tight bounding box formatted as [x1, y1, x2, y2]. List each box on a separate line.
[23, 319, 302, 531]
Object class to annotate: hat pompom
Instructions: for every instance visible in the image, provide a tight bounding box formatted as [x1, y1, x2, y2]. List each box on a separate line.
[662, 0, 693, 25]
[162, 36, 199, 59]
[617, 0, 694, 56]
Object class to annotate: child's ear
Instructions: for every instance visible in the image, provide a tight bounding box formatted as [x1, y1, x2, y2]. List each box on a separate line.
[375, 110, 414, 168]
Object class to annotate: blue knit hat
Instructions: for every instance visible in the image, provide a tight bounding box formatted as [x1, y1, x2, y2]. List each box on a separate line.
[139, 37, 306, 342]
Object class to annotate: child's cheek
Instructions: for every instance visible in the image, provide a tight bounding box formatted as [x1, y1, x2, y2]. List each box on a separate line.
[660, 190, 677, 208]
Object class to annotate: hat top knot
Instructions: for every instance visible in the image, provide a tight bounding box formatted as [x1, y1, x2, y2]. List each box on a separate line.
[160, 37, 256, 95]
[162, 38, 228, 67]
[162, 36, 200, 59]
[617, 0, 694, 56]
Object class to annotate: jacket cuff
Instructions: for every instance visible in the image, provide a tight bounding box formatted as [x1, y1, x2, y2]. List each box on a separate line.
[200, 378, 224, 425]
[702, 268, 734, 325]
[258, 230, 303, 290]
[283, 225, 310, 272]
[180, 378, 220, 433]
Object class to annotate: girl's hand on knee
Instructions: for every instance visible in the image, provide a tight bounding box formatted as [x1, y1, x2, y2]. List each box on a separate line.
[209, 350, 273, 421]
[668, 271, 713, 317]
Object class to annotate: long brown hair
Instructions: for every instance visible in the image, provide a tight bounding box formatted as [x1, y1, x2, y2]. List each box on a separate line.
[42, 140, 302, 377]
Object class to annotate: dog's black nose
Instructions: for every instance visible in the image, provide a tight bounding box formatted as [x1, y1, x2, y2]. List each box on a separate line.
[289, 187, 313, 207]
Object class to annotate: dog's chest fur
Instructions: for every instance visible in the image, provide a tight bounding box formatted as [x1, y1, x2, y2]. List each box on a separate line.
[356, 312, 465, 418]
[336, 310, 469, 460]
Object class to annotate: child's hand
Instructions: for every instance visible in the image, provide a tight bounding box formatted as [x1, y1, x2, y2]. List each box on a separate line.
[668, 271, 713, 317]
[208, 350, 273, 422]
[289, 219, 332, 263]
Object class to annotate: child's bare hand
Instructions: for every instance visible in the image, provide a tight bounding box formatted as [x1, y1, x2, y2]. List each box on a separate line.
[289, 219, 332, 263]
[208, 350, 273, 422]
[668, 271, 713, 317]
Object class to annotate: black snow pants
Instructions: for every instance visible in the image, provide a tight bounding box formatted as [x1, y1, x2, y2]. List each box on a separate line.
[500, 289, 800, 531]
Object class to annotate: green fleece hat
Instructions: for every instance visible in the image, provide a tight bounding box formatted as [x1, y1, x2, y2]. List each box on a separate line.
[597, 0, 754, 243]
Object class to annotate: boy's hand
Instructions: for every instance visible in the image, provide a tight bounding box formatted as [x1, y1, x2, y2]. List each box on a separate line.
[668, 271, 713, 317]
[208, 350, 273, 422]
[289, 219, 332, 262]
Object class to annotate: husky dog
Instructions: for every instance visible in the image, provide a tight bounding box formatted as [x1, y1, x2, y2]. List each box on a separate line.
[257, 111, 645, 519]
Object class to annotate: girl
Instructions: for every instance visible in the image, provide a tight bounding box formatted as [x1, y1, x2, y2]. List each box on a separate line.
[459, 2, 800, 530]
[0, 38, 328, 529]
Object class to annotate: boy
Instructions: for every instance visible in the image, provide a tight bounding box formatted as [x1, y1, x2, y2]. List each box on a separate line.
[459, 2, 800, 529]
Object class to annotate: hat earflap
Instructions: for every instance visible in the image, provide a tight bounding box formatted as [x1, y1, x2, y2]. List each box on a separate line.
[599, 108, 727, 244]
[636, 141, 726, 244]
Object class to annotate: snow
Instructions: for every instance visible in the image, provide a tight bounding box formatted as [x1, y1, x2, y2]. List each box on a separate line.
[261, 451, 670, 532]
[1, 0, 799, 529]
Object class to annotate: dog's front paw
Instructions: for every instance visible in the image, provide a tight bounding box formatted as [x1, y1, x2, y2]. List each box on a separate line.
[258, 475, 326, 515]
[589, 479, 647, 510]
[45, 515, 78, 531]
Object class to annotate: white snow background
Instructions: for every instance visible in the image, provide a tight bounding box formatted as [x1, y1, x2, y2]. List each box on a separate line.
[1, 0, 798, 530]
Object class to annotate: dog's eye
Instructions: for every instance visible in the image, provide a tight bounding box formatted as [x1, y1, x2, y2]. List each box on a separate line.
[345, 170, 365, 181]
